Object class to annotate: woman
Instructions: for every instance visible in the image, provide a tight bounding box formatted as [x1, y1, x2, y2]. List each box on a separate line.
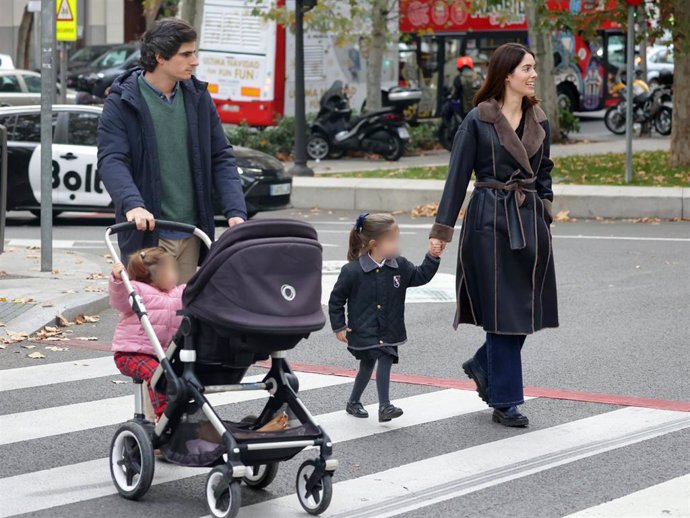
[429, 43, 558, 427]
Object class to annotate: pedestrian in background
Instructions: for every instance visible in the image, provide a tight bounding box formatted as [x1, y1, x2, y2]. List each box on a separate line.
[429, 43, 559, 427]
[329, 213, 442, 423]
[97, 18, 246, 283]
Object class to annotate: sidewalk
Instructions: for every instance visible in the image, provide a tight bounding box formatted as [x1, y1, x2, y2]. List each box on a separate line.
[286, 137, 687, 218]
[0, 247, 110, 338]
[288, 136, 671, 176]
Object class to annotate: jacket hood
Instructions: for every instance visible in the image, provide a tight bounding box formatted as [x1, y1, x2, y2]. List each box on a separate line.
[109, 66, 209, 104]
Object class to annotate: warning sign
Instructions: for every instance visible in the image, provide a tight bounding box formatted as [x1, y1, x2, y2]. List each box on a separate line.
[56, 0, 77, 41]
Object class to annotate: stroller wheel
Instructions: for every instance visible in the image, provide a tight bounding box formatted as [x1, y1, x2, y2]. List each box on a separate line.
[295, 459, 333, 515]
[243, 463, 279, 489]
[109, 422, 155, 500]
[206, 467, 241, 518]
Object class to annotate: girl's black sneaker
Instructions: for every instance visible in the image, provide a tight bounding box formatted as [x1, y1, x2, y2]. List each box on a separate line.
[346, 401, 369, 418]
[379, 404, 403, 422]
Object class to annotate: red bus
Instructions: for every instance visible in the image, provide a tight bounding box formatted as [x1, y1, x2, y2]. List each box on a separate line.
[398, 0, 626, 117]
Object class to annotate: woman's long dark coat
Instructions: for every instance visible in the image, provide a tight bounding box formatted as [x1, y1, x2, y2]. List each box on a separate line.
[430, 99, 559, 335]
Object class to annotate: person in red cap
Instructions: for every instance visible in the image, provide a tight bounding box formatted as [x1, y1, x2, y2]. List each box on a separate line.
[452, 56, 480, 117]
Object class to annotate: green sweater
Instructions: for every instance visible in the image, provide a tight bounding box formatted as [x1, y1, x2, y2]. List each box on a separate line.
[138, 75, 197, 226]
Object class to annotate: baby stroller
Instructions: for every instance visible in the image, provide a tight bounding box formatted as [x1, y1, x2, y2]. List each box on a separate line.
[105, 219, 337, 517]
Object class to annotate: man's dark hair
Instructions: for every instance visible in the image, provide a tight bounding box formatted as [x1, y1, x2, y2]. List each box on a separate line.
[140, 18, 197, 72]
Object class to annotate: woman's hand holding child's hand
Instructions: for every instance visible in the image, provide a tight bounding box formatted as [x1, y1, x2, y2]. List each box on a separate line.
[429, 239, 446, 258]
[335, 328, 351, 344]
[112, 262, 125, 280]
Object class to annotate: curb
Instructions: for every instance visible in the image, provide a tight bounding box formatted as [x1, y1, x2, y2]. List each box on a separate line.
[4, 293, 110, 336]
[291, 178, 689, 219]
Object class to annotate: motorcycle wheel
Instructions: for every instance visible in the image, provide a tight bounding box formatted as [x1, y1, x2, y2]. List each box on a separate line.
[654, 106, 672, 136]
[382, 132, 405, 161]
[306, 133, 330, 161]
[604, 106, 626, 135]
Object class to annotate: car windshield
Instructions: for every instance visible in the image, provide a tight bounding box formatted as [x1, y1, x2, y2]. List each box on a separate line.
[92, 48, 135, 69]
[70, 47, 108, 64]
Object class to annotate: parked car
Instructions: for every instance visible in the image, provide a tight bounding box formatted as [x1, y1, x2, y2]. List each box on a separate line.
[73, 44, 140, 97]
[646, 46, 674, 86]
[0, 70, 76, 107]
[68, 45, 114, 73]
[0, 105, 292, 219]
[0, 54, 15, 70]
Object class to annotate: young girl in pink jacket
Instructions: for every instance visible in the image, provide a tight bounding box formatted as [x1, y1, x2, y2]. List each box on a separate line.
[109, 247, 185, 419]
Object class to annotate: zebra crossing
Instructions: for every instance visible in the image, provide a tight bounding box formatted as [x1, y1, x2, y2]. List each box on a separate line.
[1, 353, 689, 518]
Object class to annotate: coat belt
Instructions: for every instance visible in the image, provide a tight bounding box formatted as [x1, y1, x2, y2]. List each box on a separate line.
[475, 171, 537, 251]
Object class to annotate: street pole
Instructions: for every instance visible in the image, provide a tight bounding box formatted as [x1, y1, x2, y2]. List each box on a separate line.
[624, 4, 634, 184]
[59, 41, 67, 104]
[0, 125, 7, 255]
[287, 0, 314, 177]
[40, 0, 55, 272]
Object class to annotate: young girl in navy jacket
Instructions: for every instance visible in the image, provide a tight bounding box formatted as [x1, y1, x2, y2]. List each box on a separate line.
[329, 213, 442, 422]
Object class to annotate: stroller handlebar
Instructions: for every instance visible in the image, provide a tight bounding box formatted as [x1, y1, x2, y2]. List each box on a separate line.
[107, 220, 198, 235]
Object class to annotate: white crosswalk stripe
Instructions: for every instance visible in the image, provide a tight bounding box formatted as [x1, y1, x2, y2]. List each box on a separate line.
[565, 474, 690, 517]
[1, 357, 688, 518]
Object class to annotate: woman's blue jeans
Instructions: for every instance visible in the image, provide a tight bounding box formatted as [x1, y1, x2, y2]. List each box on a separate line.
[474, 333, 527, 408]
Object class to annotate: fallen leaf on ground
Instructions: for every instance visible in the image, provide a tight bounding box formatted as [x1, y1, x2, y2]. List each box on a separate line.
[61, 290, 78, 294]
[0, 297, 6, 302]
[41, 304, 55, 308]
[554, 210, 573, 222]
[75, 336, 99, 341]
[0, 344, 6, 349]
[411, 202, 439, 218]
[12, 297, 35, 304]
[111, 379, 128, 384]
[45, 346, 69, 352]
[52, 269, 60, 274]
[0, 271, 7, 278]
[56, 314, 72, 327]
[20, 344, 36, 349]
[74, 314, 100, 325]
[84, 286, 105, 293]
[86, 272, 105, 280]
[27, 351, 46, 359]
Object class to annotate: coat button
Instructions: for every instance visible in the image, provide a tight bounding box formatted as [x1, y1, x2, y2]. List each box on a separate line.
[379, 340, 384, 344]
[377, 304, 382, 309]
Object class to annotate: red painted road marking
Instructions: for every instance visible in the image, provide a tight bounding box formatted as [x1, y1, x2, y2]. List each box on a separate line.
[36, 340, 690, 412]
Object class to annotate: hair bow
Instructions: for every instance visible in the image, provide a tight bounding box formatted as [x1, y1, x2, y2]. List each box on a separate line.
[354, 212, 369, 233]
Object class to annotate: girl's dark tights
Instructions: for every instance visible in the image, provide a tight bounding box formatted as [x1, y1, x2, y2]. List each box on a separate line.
[349, 355, 394, 407]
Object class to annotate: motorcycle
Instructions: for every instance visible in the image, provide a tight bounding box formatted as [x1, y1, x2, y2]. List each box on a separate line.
[604, 71, 673, 136]
[438, 97, 463, 151]
[306, 81, 421, 161]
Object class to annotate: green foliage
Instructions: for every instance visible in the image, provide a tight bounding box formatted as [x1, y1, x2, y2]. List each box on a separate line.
[408, 122, 440, 152]
[558, 109, 581, 138]
[336, 150, 690, 187]
[225, 117, 297, 157]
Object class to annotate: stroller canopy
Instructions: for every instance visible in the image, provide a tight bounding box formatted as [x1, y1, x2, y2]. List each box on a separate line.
[183, 219, 326, 336]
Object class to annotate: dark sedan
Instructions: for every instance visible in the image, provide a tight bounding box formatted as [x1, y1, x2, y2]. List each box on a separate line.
[0, 105, 292, 219]
[70, 44, 140, 97]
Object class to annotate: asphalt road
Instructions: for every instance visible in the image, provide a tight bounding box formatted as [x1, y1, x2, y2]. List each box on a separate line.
[1, 209, 689, 518]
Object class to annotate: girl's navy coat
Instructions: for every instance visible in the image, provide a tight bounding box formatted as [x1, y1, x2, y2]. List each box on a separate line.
[328, 253, 440, 349]
[97, 67, 247, 261]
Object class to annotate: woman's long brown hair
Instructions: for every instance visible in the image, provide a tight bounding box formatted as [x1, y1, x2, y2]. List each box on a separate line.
[473, 42, 539, 110]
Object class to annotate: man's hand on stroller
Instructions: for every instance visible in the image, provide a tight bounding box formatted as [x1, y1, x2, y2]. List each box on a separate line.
[112, 262, 125, 280]
[126, 207, 155, 231]
[228, 217, 245, 228]
[335, 328, 350, 344]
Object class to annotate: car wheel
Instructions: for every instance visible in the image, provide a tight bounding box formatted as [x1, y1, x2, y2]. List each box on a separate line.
[557, 84, 578, 112]
[654, 106, 672, 136]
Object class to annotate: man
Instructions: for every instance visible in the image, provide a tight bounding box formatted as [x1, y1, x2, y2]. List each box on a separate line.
[97, 18, 246, 282]
[452, 56, 480, 117]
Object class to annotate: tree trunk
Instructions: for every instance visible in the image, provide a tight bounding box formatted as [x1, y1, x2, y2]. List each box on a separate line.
[670, 0, 690, 167]
[143, 0, 164, 29]
[365, 0, 388, 112]
[16, 7, 33, 70]
[525, 1, 562, 142]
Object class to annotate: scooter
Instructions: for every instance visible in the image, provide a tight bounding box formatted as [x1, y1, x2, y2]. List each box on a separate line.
[438, 97, 464, 152]
[306, 81, 421, 161]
